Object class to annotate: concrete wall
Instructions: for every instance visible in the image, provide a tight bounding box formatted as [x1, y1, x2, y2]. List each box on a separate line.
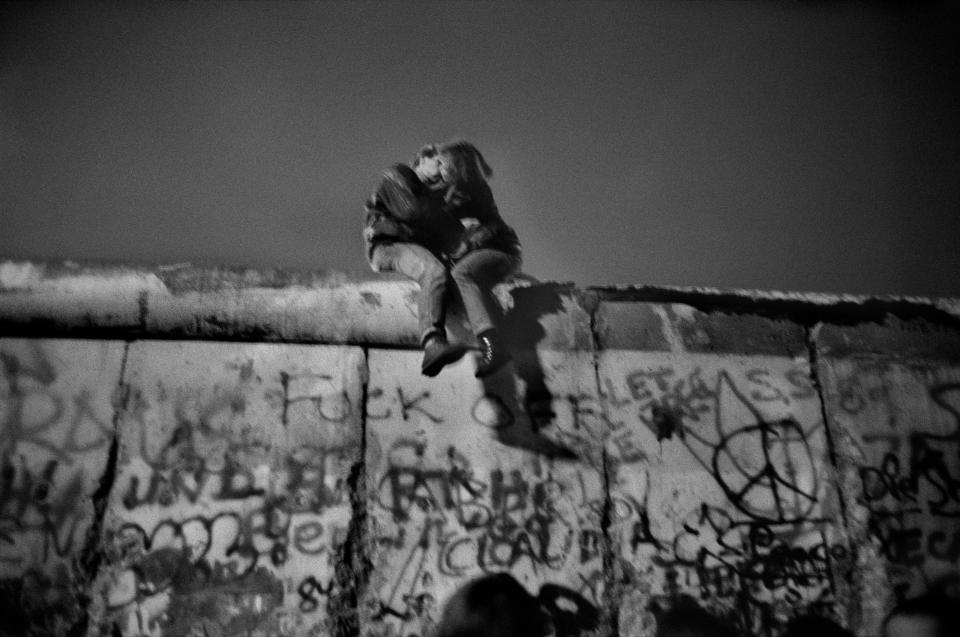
[2, 260, 959, 637]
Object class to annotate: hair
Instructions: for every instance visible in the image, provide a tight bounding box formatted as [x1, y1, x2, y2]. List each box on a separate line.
[881, 594, 960, 637]
[437, 140, 493, 184]
[433, 573, 551, 637]
[654, 596, 740, 637]
[783, 613, 853, 637]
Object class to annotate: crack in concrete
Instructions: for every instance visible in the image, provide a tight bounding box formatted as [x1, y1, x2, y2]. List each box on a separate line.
[69, 340, 130, 637]
[805, 322, 863, 629]
[805, 323, 849, 523]
[598, 445, 619, 637]
[585, 292, 621, 637]
[329, 346, 373, 637]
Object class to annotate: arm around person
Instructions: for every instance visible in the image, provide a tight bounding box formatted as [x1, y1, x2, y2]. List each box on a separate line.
[446, 179, 521, 260]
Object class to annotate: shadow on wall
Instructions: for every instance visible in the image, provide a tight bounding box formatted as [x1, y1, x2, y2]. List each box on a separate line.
[434, 572, 600, 637]
[482, 281, 579, 460]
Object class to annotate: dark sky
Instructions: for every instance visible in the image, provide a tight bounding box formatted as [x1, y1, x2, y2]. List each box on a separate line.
[2, 1, 959, 297]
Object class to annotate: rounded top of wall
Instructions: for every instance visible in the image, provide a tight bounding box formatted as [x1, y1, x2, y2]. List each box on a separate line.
[2, 259, 960, 359]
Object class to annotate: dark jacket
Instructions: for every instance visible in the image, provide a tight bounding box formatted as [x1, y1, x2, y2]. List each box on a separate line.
[362, 164, 463, 261]
[443, 179, 521, 260]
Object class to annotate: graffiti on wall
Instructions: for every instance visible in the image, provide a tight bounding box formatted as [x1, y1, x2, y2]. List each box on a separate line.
[361, 356, 837, 637]
[102, 350, 362, 637]
[840, 368, 960, 601]
[0, 340, 122, 634]
[367, 435, 605, 637]
[363, 352, 607, 637]
[589, 360, 840, 637]
[6, 335, 958, 637]
[0, 341, 117, 570]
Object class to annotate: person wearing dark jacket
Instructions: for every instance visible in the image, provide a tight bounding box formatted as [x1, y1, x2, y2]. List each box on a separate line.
[363, 152, 466, 377]
[363, 140, 521, 377]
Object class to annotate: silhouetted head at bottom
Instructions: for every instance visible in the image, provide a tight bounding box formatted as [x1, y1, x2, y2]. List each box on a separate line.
[653, 596, 740, 637]
[433, 573, 553, 637]
[882, 594, 960, 637]
[782, 613, 853, 637]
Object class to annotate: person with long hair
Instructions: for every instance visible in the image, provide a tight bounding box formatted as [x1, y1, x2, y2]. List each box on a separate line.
[431, 140, 521, 377]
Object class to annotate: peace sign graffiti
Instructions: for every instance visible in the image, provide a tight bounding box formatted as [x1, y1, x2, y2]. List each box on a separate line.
[709, 372, 820, 523]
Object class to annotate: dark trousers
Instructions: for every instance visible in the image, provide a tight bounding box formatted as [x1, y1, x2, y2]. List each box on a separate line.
[450, 248, 521, 336]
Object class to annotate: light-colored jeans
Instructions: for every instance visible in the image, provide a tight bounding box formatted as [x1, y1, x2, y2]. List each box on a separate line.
[371, 243, 521, 342]
[370, 242, 448, 345]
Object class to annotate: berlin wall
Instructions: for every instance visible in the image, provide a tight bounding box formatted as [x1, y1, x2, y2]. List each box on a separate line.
[1, 260, 959, 637]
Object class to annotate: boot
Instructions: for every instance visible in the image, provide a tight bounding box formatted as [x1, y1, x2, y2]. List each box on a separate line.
[475, 330, 512, 378]
[421, 334, 467, 377]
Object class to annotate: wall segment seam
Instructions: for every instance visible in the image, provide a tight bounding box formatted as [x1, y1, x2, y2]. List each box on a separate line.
[806, 324, 849, 525]
[329, 344, 373, 637]
[806, 322, 868, 633]
[71, 339, 131, 637]
[586, 289, 620, 637]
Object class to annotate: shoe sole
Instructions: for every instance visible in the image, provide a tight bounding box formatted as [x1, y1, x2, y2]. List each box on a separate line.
[474, 355, 513, 378]
[421, 345, 469, 377]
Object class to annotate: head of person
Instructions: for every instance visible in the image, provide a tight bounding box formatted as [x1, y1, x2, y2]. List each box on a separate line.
[435, 140, 493, 188]
[654, 596, 739, 637]
[413, 143, 445, 186]
[782, 613, 853, 637]
[433, 573, 553, 637]
[882, 594, 959, 637]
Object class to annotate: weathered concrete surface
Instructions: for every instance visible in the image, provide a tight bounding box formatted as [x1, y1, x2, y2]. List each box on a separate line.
[0, 262, 155, 333]
[597, 307, 844, 637]
[6, 259, 959, 346]
[90, 342, 365, 637]
[0, 262, 590, 351]
[814, 320, 960, 637]
[0, 261, 422, 345]
[363, 347, 605, 637]
[3, 259, 960, 637]
[0, 339, 126, 636]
